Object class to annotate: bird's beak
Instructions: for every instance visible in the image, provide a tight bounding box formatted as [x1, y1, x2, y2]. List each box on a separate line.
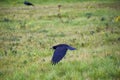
[50, 47, 53, 49]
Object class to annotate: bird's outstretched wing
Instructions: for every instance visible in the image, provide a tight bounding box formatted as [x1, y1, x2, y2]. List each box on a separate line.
[51, 47, 67, 65]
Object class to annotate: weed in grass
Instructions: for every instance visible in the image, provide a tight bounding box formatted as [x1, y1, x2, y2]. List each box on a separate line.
[85, 13, 93, 19]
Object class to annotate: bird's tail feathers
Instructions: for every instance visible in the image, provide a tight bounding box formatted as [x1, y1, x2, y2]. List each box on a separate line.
[67, 46, 76, 50]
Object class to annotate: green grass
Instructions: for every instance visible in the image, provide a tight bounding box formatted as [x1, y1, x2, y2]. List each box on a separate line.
[0, 0, 120, 80]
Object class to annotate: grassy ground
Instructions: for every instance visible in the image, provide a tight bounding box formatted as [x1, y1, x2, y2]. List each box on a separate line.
[0, 0, 120, 80]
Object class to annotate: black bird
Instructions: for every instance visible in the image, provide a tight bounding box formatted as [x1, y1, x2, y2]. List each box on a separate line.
[101, 17, 105, 21]
[24, 1, 34, 6]
[51, 44, 76, 65]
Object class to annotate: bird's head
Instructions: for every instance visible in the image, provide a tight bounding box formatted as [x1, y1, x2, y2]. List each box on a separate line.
[50, 45, 57, 50]
[52, 46, 57, 49]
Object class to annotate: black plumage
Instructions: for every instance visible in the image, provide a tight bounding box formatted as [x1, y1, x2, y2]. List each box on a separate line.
[101, 17, 105, 21]
[24, 1, 34, 6]
[51, 44, 76, 65]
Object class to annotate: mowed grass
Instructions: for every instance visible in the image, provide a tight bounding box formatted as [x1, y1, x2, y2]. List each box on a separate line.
[0, 0, 120, 80]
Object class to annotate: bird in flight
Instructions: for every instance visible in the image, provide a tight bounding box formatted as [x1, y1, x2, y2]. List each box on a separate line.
[24, 1, 34, 6]
[51, 44, 76, 65]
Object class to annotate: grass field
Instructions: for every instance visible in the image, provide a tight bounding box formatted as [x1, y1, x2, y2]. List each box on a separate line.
[0, 0, 120, 80]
